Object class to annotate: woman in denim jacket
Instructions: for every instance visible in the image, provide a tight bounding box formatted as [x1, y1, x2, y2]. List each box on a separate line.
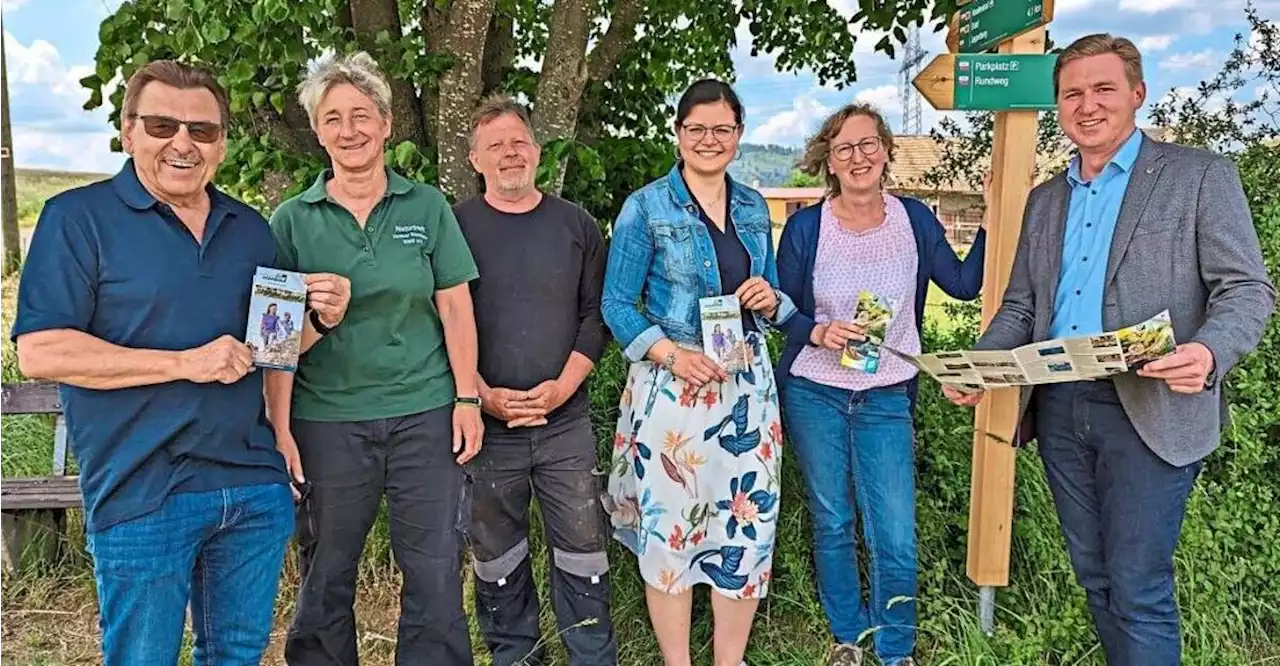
[601, 79, 796, 666]
[775, 103, 987, 666]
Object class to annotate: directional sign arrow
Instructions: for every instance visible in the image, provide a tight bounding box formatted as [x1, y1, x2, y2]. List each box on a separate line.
[947, 0, 1055, 53]
[913, 53, 1058, 111]
[913, 54, 958, 111]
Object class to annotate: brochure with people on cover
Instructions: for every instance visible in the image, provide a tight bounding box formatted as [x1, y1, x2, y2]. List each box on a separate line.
[699, 295, 748, 374]
[886, 310, 1177, 390]
[840, 290, 898, 374]
[247, 267, 307, 371]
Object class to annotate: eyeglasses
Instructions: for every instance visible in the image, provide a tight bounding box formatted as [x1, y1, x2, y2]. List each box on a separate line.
[680, 123, 741, 143]
[129, 114, 224, 143]
[831, 137, 884, 161]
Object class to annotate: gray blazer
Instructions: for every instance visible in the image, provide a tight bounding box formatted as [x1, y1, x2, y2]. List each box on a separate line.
[976, 136, 1276, 467]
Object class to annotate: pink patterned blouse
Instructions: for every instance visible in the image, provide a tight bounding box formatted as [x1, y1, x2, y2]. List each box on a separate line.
[791, 193, 922, 391]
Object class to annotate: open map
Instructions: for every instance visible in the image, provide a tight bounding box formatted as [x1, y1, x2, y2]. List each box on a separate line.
[887, 310, 1177, 390]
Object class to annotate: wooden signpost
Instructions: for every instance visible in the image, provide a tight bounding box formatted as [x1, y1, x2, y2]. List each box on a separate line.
[913, 0, 1055, 635]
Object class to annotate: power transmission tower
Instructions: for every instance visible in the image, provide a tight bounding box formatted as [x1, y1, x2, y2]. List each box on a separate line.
[2, 19, 20, 276]
[898, 24, 926, 135]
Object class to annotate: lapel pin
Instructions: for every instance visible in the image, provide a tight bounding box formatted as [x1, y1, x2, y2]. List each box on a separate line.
[1146, 168, 1154, 174]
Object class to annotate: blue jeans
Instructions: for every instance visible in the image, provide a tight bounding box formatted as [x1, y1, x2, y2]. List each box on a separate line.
[1036, 381, 1200, 666]
[782, 376, 917, 664]
[87, 483, 295, 666]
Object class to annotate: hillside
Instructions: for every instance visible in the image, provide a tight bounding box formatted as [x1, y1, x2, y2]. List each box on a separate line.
[728, 143, 803, 187]
[14, 168, 113, 228]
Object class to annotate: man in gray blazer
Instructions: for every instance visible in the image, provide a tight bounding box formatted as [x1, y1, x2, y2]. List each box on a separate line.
[946, 34, 1275, 665]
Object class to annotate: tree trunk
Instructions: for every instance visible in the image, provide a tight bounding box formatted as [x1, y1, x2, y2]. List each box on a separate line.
[481, 10, 515, 97]
[530, 0, 594, 193]
[419, 1, 450, 149]
[2, 34, 20, 276]
[436, 0, 497, 200]
[350, 0, 424, 148]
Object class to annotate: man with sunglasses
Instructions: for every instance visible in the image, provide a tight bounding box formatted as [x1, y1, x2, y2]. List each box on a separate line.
[11, 60, 349, 666]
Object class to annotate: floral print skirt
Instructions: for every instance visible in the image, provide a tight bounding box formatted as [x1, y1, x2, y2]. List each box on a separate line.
[604, 331, 783, 600]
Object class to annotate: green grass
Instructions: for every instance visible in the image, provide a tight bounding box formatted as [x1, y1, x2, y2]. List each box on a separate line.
[14, 169, 111, 229]
[3, 178, 1278, 664]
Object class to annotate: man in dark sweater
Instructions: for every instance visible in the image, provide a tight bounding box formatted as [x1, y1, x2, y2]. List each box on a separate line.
[455, 94, 617, 666]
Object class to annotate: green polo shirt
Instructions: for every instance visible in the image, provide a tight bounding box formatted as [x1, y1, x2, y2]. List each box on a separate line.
[269, 168, 478, 422]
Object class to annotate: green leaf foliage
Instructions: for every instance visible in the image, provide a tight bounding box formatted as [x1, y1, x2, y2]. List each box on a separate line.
[84, 0, 944, 219]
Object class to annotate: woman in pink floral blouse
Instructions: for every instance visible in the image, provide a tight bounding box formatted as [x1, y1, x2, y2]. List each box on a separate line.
[775, 103, 988, 666]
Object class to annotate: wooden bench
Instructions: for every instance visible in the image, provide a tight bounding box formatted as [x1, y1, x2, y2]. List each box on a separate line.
[1, 381, 82, 572]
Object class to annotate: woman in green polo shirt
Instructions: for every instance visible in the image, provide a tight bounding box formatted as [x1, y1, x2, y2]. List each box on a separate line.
[264, 51, 483, 666]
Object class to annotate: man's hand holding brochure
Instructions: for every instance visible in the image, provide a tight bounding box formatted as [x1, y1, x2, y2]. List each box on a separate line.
[888, 310, 1177, 391]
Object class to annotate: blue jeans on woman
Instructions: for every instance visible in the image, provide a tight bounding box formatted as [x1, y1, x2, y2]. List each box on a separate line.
[782, 376, 917, 664]
[87, 483, 295, 666]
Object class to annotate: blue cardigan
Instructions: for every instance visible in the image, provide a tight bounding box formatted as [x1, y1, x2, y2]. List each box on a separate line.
[776, 196, 988, 407]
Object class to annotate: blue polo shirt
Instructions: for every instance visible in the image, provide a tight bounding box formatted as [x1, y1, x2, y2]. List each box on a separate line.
[9, 160, 289, 533]
[1049, 128, 1144, 338]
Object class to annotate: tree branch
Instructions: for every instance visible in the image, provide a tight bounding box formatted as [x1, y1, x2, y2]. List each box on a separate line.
[437, 0, 498, 200]
[350, 0, 425, 147]
[585, 0, 641, 85]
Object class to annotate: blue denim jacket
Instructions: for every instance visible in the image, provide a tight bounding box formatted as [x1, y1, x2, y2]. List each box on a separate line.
[602, 164, 797, 362]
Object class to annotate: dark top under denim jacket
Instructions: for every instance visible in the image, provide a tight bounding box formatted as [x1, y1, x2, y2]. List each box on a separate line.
[602, 164, 798, 362]
[775, 196, 988, 406]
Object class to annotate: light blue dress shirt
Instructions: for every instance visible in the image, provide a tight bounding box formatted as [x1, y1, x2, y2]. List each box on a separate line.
[1049, 129, 1144, 338]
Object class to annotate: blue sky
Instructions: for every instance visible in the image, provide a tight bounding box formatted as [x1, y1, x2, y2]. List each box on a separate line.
[3, 0, 1277, 173]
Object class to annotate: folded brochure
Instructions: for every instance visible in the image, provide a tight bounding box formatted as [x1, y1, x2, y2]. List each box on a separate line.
[699, 295, 748, 374]
[840, 290, 898, 374]
[885, 310, 1176, 389]
[247, 267, 307, 371]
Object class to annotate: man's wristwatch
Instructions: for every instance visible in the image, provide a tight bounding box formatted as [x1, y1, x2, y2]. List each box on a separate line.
[455, 395, 482, 408]
[309, 309, 336, 336]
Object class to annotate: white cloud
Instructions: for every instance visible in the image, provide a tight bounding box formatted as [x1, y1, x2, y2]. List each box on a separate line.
[747, 94, 830, 146]
[3, 31, 97, 100]
[855, 84, 902, 114]
[1056, 0, 1098, 13]
[4, 31, 122, 172]
[1, 0, 30, 11]
[1159, 49, 1219, 70]
[1138, 35, 1176, 51]
[12, 131, 124, 174]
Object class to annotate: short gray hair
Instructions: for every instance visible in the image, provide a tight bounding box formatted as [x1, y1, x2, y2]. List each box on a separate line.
[470, 94, 535, 147]
[297, 51, 393, 127]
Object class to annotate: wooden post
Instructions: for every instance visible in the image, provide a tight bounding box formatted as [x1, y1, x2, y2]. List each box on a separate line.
[1, 27, 20, 276]
[915, 1, 1057, 634]
[966, 26, 1046, 595]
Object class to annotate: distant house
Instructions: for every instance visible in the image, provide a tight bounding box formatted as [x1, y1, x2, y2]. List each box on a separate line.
[757, 187, 826, 224]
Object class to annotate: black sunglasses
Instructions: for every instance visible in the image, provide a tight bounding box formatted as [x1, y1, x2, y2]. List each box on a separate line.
[129, 114, 224, 143]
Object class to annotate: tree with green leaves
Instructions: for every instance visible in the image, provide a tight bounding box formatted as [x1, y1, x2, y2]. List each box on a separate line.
[784, 169, 823, 187]
[82, 0, 960, 219]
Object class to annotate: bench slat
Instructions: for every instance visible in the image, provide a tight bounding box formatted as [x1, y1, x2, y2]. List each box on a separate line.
[1, 382, 62, 415]
[1, 477, 82, 511]
[1, 494, 82, 511]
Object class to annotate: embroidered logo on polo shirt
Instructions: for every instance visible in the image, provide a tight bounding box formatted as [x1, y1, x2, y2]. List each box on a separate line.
[392, 224, 429, 246]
